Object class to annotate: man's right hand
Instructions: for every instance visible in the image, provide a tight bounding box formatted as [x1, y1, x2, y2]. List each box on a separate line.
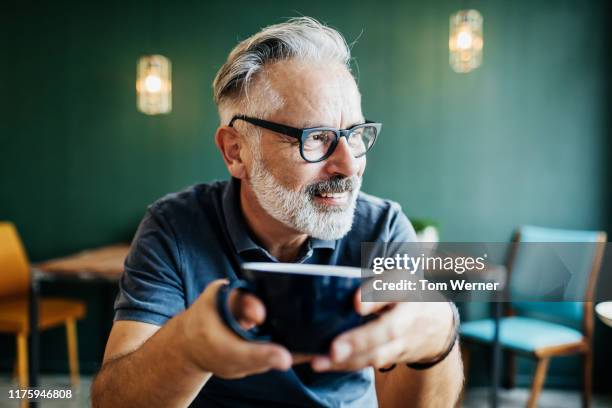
[178, 279, 293, 379]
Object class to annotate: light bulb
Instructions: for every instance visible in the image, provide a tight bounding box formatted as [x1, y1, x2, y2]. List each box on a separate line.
[456, 31, 473, 50]
[144, 74, 162, 93]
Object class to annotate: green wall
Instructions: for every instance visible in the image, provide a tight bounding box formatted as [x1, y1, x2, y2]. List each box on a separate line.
[2, 0, 611, 391]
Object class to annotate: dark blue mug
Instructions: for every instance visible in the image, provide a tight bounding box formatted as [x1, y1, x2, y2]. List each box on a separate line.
[216, 262, 369, 354]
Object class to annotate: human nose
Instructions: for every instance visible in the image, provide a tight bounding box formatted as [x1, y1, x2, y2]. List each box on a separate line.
[324, 137, 361, 177]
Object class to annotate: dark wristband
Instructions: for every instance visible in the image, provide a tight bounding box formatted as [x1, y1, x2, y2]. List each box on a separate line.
[377, 363, 396, 373]
[406, 302, 460, 371]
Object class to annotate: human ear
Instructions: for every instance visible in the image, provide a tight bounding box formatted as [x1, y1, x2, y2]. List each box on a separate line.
[215, 126, 247, 179]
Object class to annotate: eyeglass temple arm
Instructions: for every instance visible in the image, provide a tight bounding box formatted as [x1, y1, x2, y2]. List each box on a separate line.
[229, 115, 302, 139]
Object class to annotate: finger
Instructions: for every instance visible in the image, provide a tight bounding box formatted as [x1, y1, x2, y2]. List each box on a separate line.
[357, 300, 394, 316]
[313, 337, 407, 372]
[230, 291, 266, 328]
[331, 304, 414, 362]
[352, 336, 408, 370]
[217, 345, 291, 378]
[311, 356, 333, 372]
[248, 344, 292, 372]
[291, 353, 317, 365]
[233, 341, 293, 374]
[353, 287, 394, 315]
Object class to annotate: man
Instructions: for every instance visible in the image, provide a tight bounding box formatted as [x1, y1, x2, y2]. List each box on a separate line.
[91, 17, 463, 407]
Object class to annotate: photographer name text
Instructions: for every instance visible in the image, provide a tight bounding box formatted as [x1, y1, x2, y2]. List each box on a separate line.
[372, 278, 500, 291]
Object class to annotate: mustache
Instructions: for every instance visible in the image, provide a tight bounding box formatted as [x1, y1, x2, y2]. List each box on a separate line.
[305, 176, 361, 195]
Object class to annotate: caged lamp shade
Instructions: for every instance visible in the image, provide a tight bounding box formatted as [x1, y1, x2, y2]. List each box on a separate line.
[136, 54, 172, 115]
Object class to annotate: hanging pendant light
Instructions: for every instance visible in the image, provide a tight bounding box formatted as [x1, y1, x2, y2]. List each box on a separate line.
[449, 10, 483, 73]
[136, 54, 172, 115]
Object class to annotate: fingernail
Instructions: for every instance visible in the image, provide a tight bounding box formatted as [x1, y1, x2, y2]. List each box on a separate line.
[312, 357, 332, 371]
[333, 341, 352, 362]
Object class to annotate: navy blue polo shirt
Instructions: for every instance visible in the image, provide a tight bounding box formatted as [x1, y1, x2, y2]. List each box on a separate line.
[115, 178, 416, 407]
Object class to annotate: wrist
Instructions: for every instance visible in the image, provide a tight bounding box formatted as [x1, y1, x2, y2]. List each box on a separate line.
[408, 302, 453, 361]
[406, 302, 459, 370]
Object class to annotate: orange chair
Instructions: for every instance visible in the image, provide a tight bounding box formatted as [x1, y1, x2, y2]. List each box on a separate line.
[0, 222, 86, 388]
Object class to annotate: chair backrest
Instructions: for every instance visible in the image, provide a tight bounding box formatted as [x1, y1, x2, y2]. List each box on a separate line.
[508, 225, 606, 335]
[0, 222, 31, 297]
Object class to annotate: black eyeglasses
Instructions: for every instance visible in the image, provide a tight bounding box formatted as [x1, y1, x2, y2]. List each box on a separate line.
[228, 115, 381, 163]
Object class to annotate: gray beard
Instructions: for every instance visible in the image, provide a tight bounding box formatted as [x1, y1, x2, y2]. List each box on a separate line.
[248, 156, 361, 241]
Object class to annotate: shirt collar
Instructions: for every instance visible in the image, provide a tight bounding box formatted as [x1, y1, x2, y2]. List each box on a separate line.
[221, 178, 337, 256]
[310, 236, 337, 250]
[222, 177, 261, 254]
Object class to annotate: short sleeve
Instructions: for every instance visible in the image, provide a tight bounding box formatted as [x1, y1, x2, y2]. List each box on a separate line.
[387, 202, 418, 243]
[359, 199, 418, 271]
[383, 202, 425, 279]
[114, 206, 186, 326]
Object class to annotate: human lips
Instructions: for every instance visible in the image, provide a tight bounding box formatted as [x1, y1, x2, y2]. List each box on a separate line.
[307, 175, 359, 207]
[313, 191, 350, 205]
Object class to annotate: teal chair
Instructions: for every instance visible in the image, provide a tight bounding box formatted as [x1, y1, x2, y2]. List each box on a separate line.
[460, 225, 606, 408]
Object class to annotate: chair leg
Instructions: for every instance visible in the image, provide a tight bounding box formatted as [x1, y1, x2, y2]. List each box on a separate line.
[503, 349, 516, 389]
[16, 333, 29, 389]
[66, 318, 80, 387]
[582, 350, 592, 408]
[527, 357, 549, 408]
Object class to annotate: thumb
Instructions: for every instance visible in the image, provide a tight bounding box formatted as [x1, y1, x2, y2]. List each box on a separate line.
[247, 343, 293, 372]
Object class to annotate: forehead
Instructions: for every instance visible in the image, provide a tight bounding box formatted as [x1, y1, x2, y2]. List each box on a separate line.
[261, 59, 363, 128]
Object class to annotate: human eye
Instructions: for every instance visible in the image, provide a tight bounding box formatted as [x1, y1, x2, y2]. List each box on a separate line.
[303, 130, 334, 150]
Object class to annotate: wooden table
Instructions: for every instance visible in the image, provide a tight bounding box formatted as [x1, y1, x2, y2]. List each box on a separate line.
[35, 244, 130, 281]
[27, 244, 130, 403]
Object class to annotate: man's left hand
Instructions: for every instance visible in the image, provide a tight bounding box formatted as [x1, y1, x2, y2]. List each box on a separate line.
[311, 290, 454, 372]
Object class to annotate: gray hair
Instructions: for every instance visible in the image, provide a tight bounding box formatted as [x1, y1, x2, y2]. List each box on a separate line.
[212, 17, 352, 126]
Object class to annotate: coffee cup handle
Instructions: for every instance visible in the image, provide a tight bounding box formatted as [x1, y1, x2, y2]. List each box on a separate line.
[216, 280, 272, 342]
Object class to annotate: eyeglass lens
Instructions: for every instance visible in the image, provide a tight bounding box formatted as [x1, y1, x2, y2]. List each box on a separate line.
[302, 126, 377, 162]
